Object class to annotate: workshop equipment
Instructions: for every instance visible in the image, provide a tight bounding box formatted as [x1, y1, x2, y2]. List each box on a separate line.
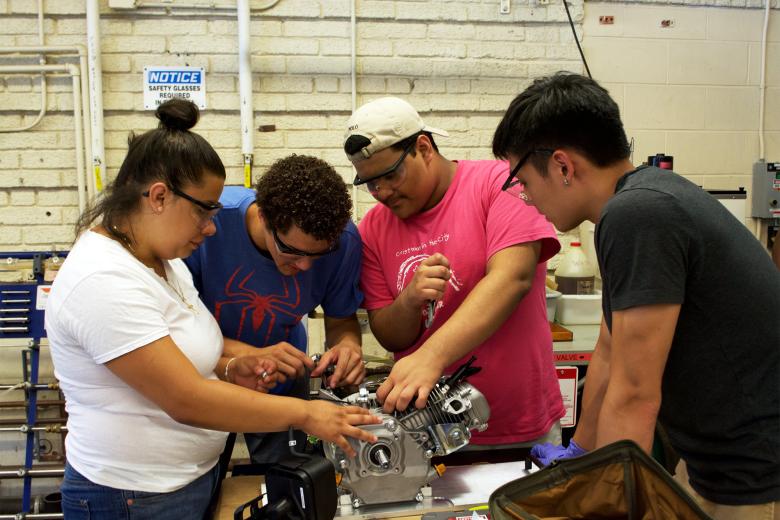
[233, 451, 337, 520]
[0, 251, 67, 518]
[647, 154, 674, 170]
[321, 357, 490, 511]
[751, 160, 780, 219]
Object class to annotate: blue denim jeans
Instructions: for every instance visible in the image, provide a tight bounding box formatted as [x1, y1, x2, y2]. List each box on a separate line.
[61, 461, 219, 519]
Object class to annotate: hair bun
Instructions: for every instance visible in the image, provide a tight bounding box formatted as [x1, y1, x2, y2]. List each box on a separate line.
[156, 98, 199, 131]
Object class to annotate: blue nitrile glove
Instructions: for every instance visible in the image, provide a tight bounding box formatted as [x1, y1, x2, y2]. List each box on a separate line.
[530, 440, 587, 467]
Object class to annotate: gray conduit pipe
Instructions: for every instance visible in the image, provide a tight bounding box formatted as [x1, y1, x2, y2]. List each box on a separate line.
[0, 382, 59, 391]
[0, 0, 47, 133]
[0, 425, 66, 434]
[0, 46, 93, 202]
[0, 514, 63, 520]
[0, 468, 64, 479]
[0, 64, 86, 213]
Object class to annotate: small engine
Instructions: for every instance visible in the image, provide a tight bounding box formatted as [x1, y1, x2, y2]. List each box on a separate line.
[320, 358, 490, 507]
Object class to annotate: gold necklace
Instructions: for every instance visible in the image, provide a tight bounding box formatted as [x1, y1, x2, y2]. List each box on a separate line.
[108, 225, 197, 314]
[163, 275, 198, 314]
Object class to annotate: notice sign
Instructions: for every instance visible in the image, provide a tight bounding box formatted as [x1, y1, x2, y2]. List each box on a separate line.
[143, 66, 206, 109]
[557, 366, 579, 428]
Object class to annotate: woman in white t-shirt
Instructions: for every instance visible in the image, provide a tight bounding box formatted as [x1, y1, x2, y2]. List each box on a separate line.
[46, 99, 379, 519]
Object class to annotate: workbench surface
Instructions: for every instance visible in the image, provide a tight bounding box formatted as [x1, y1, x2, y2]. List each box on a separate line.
[216, 460, 535, 520]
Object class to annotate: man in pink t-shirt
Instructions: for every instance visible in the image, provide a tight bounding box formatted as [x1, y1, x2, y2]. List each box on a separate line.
[343, 97, 565, 446]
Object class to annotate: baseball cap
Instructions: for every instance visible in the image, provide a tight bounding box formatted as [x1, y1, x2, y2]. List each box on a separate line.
[343, 97, 449, 164]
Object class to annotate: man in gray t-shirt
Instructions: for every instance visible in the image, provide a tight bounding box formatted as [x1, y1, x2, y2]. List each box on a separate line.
[492, 72, 780, 518]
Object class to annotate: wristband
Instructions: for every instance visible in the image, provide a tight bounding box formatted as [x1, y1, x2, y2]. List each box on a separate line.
[224, 357, 237, 383]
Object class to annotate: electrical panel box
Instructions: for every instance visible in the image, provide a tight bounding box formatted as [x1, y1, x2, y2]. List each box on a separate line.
[751, 160, 780, 219]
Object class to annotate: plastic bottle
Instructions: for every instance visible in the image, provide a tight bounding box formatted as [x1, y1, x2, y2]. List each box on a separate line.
[554, 242, 595, 295]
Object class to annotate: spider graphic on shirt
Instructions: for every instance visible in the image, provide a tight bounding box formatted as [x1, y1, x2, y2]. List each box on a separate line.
[214, 267, 302, 344]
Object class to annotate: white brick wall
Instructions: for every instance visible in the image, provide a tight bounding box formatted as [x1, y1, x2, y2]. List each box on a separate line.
[1, 0, 777, 247]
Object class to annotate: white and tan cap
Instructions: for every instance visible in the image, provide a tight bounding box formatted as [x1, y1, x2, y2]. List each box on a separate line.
[343, 97, 448, 164]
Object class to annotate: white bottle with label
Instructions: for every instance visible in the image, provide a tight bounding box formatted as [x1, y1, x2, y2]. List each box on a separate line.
[554, 242, 595, 295]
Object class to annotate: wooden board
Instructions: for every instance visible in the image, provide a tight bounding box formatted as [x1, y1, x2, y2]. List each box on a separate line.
[550, 322, 573, 341]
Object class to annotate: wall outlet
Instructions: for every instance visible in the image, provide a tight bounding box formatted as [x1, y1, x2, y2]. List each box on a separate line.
[500, 0, 511, 14]
[599, 15, 615, 25]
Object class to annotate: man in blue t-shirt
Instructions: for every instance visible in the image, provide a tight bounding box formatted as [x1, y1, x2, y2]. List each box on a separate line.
[185, 155, 366, 464]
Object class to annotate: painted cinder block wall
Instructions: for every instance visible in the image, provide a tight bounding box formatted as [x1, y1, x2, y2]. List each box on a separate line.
[2, 0, 776, 250]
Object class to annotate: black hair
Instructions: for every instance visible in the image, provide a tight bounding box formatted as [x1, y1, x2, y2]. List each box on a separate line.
[75, 98, 225, 244]
[492, 72, 630, 175]
[255, 155, 352, 244]
[343, 131, 439, 158]
[390, 131, 438, 155]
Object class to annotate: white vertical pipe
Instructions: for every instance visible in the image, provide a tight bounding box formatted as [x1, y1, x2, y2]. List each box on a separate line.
[350, 0, 356, 113]
[237, 0, 254, 188]
[78, 52, 93, 197]
[350, 0, 358, 214]
[69, 66, 87, 214]
[86, 0, 106, 195]
[32, 0, 47, 128]
[757, 0, 770, 161]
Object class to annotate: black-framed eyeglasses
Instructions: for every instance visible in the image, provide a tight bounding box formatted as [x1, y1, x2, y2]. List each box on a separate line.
[143, 186, 223, 229]
[352, 140, 416, 193]
[272, 227, 339, 257]
[143, 187, 223, 212]
[500, 148, 555, 197]
[170, 186, 223, 212]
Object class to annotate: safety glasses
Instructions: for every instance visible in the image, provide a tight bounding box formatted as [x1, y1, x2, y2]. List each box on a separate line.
[352, 141, 415, 196]
[272, 228, 339, 257]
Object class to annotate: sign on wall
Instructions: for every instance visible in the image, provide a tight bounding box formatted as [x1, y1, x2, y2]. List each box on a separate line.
[143, 66, 206, 109]
[557, 366, 579, 428]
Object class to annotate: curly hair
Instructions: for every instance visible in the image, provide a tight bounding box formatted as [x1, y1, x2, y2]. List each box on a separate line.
[255, 155, 352, 244]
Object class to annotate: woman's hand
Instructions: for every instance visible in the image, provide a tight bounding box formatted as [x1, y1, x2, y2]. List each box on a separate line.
[299, 401, 381, 457]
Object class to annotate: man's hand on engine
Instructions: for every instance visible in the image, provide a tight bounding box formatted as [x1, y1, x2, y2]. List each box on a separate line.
[310, 342, 365, 388]
[377, 350, 446, 413]
[530, 440, 587, 467]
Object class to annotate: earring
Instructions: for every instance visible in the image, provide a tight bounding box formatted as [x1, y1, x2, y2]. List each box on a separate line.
[563, 178, 570, 186]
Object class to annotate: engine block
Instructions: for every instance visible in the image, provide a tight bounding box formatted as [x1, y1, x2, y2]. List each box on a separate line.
[321, 366, 490, 507]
